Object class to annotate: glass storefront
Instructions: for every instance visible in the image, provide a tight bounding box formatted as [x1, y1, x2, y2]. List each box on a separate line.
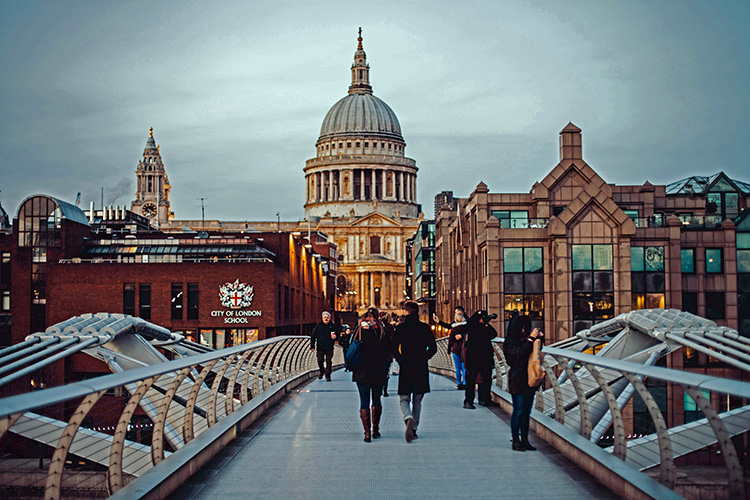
[178, 328, 260, 350]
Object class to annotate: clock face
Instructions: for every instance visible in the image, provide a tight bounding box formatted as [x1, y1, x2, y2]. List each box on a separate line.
[142, 203, 157, 218]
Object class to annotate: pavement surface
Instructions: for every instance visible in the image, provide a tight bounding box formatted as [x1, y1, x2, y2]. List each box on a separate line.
[168, 369, 621, 500]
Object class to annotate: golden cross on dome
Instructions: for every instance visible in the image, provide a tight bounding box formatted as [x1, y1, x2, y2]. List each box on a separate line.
[357, 27, 363, 49]
[149, 127, 153, 138]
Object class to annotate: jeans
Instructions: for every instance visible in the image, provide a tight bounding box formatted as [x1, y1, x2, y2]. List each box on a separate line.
[399, 393, 425, 431]
[316, 349, 333, 378]
[452, 353, 465, 385]
[357, 383, 382, 410]
[511, 391, 536, 439]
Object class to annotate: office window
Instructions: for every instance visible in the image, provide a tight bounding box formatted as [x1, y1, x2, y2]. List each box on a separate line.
[572, 244, 614, 330]
[171, 283, 183, 320]
[187, 283, 199, 320]
[503, 247, 543, 328]
[684, 389, 711, 424]
[682, 292, 698, 315]
[631, 246, 665, 310]
[681, 249, 695, 274]
[705, 292, 725, 319]
[492, 210, 529, 229]
[624, 209, 639, 227]
[705, 248, 723, 274]
[1, 252, 10, 284]
[2, 291, 9, 311]
[123, 284, 135, 316]
[139, 284, 151, 320]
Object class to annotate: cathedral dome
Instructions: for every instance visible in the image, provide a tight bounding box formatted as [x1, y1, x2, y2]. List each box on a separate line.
[319, 93, 402, 141]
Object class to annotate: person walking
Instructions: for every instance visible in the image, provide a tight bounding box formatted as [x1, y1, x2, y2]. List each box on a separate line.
[339, 325, 352, 371]
[352, 308, 389, 442]
[462, 311, 498, 409]
[310, 311, 339, 381]
[392, 301, 438, 442]
[380, 312, 395, 397]
[434, 310, 468, 389]
[503, 313, 544, 451]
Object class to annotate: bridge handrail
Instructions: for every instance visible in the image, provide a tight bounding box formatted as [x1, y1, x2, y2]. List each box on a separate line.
[0, 335, 327, 500]
[429, 336, 750, 498]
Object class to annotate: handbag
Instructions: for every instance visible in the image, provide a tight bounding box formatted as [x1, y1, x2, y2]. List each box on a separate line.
[345, 327, 363, 371]
[527, 338, 546, 387]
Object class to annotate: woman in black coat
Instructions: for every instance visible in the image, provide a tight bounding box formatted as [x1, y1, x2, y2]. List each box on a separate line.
[502, 313, 543, 451]
[352, 308, 389, 442]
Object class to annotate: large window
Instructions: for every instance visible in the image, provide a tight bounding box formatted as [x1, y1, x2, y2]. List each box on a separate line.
[171, 283, 183, 320]
[572, 244, 614, 331]
[187, 283, 199, 320]
[631, 246, 665, 310]
[706, 177, 740, 221]
[1, 252, 10, 284]
[705, 292, 725, 319]
[503, 247, 543, 330]
[123, 284, 135, 316]
[139, 284, 151, 320]
[705, 248, 723, 274]
[681, 249, 695, 274]
[492, 210, 529, 229]
[17, 196, 62, 248]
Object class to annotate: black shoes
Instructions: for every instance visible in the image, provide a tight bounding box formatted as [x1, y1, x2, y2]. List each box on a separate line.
[512, 438, 526, 452]
[522, 440, 536, 451]
[457, 384, 466, 390]
[479, 400, 499, 408]
[383, 389, 389, 397]
[405, 417, 415, 442]
[463, 402, 476, 409]
[317, 374, 323, 379]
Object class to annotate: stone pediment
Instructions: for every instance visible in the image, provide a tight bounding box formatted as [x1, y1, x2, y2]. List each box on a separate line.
[549, 183, 635, 237]
[348, 212, 402, 228]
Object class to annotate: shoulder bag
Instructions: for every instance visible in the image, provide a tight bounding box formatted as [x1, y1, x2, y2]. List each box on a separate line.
[345, 327, 363, 371]
[527, 338, 546, 387]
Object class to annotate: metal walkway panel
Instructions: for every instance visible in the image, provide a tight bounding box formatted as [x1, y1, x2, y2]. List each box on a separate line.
[605, 405, 750, 471]
[169, 370, 620, 500]
[10, 413, 155, 476]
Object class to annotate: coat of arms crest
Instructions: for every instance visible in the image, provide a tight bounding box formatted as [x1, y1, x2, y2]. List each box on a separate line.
[219, 279, 254, 309]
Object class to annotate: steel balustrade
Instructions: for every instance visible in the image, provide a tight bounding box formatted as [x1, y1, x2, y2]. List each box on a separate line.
[0, 336, 325, 500]
[428, 336, 750, 498]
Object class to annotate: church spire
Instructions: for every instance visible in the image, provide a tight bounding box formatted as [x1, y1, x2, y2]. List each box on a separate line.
[349, 27, 372, 95]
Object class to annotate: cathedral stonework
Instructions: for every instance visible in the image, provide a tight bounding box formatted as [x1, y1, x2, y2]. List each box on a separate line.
[131, 127, 172, 227]
[306, 30, 423, 313]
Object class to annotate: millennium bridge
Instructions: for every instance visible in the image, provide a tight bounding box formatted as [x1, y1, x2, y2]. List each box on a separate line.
[0, 309, 748, 500]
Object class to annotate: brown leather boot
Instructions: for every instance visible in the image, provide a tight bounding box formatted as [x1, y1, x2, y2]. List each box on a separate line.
[359, 409, 371, 442]
[371, 405, 382, 439]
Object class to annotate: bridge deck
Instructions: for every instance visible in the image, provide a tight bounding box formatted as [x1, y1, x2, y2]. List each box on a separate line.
[169, 370, 620, 500]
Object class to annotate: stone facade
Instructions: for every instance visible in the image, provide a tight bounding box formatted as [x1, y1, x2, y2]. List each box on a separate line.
[130, 127, 172, 228]
[435, 123, 750, 345]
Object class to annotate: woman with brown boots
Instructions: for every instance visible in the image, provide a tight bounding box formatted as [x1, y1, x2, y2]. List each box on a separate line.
[352, 307, 390, 442]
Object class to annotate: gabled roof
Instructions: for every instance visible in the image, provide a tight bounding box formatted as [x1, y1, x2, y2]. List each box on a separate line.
[348, 211, 402, 227]
[665, 172, 750, 195]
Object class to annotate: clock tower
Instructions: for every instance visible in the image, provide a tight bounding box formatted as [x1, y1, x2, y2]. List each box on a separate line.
[131, 127, 172, 227]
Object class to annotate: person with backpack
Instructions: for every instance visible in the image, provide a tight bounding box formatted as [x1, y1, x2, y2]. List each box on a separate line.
[503, 313, 544, 451]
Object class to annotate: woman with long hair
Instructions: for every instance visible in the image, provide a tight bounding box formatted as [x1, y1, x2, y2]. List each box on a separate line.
[502, 313, 544, 451]
[352, 307, 389, 442]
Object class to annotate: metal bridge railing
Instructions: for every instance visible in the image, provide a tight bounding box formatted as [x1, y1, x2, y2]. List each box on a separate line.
[428, 336, 750, 499]
[0, 336, 326, 500]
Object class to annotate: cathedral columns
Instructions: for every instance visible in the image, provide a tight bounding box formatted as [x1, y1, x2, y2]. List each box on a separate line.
[360, 170, 365, 200]
[371, 169, 377, 200]
[399, 172, 405, 202]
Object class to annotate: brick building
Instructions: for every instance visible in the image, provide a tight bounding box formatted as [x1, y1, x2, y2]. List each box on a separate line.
[1, 194, 329, 385]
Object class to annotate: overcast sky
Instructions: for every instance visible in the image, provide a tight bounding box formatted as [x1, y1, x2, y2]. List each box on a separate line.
[1, 0, 748, 222]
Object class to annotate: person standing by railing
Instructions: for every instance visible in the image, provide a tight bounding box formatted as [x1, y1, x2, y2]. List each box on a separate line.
[433, 310, 468, 389]
[503, 313, 543, 451]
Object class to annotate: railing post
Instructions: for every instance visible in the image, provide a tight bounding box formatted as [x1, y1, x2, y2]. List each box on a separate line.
[183, 360, 219, 443]
[542, 357, 565, 424]
[108, 376, 158, 494]
[152, 367, 191, 465]
[552, 354, 592, 439]
[683, 385, 745, 498]
[622, 372, 675, 489]
[45, 390, 107, 500]
[582, 363, 626, 460]
[226, 350, 255, 416]
[208, 354, 238, 427]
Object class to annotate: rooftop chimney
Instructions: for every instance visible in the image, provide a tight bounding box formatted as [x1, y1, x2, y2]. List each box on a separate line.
[559, 122, 582, 161]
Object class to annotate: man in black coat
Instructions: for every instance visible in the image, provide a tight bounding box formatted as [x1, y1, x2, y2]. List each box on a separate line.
[310, 311, 339, 381]
[463, 310, 499, 409]
[392, 301, 437, 442]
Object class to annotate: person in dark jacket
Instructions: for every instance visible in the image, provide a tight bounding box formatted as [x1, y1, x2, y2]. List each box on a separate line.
[339, 325, 352, 371]
[352, 308, 389, 442]
[462, 311, 498, 409]
[310, 311, 339, 381]
[502, 313, 543, 451]
[435, 310, 468, 389]
[392, 301, 438, 442]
